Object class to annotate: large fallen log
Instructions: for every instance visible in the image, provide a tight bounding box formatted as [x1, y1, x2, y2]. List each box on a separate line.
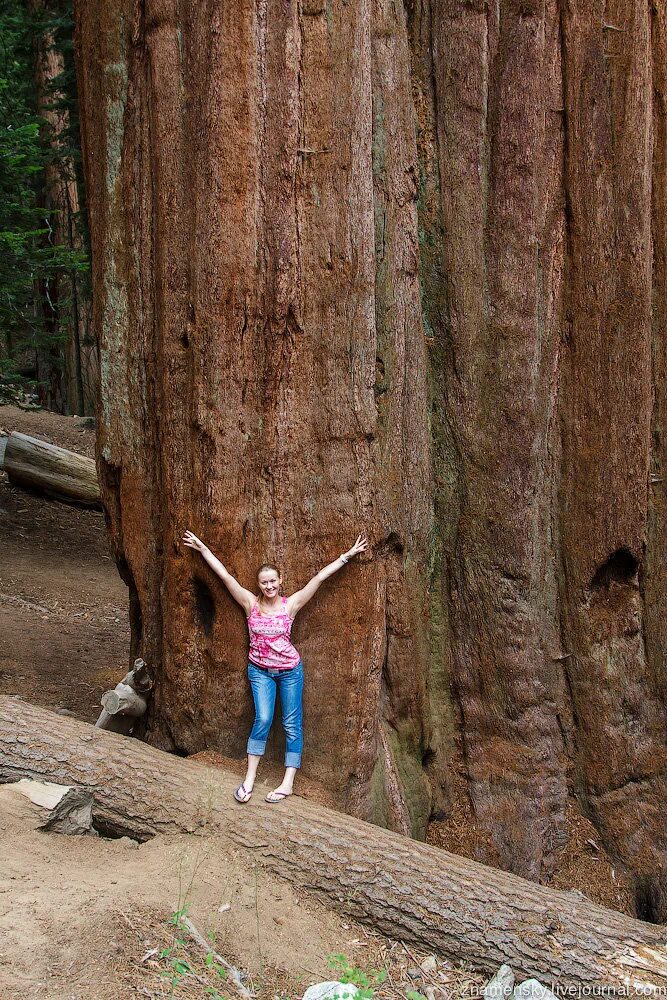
[0, 431, 101, 507]
[1, 696, 666, 992]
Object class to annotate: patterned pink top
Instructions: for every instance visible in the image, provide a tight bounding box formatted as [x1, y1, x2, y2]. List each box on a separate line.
[247, 596, 301, 671]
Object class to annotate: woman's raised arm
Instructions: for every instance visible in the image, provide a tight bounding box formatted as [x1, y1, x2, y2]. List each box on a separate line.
[182, 530, 256, 616]
[287, 533, 368, 618]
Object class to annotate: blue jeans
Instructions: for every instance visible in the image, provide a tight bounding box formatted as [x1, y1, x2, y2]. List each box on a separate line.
[247, 661, 304, 768]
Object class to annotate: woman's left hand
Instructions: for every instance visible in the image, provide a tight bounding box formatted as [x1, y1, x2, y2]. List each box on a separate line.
[344, 533, 368, 559]
[182, 529, 208, 554]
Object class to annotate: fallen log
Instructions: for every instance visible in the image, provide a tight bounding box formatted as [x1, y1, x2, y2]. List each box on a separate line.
[1, 696, 666, 992]
[0, 431, 101, 507]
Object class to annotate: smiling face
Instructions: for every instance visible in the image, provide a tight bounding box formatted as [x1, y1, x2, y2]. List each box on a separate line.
[258, 568, 282, 601]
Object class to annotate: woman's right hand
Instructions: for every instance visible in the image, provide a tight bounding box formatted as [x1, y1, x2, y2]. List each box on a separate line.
[182, 529, 207, 553]
[344, 533, 368, 559]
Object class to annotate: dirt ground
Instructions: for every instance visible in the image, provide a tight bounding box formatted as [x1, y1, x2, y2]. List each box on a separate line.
[0, 407, 483, 1000]
[0, 406, 128, 722]
[0, 406, 636, 999]
[1, 783, 477, 1000]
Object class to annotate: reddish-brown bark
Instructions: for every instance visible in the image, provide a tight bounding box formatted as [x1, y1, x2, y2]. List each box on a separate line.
[74, 0, 667, 917]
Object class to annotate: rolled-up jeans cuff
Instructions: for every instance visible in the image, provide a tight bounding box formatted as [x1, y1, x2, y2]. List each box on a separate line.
[285, 751, 301, 768]
[247, 738, 266, 756]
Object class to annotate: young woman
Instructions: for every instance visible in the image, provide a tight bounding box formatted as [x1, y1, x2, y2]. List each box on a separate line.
[182, 530, 368, 803]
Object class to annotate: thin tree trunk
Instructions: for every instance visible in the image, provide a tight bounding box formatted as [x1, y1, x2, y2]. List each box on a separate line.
[1, 697, 667, 991]
[29, 0, 95, 416]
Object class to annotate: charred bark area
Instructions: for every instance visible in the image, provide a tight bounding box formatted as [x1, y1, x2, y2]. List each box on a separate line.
[75, 0, 667, 915]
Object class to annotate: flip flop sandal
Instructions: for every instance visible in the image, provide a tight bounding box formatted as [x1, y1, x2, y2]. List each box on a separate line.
[265, 790, 292, 804]
[233, 783, 252, 803]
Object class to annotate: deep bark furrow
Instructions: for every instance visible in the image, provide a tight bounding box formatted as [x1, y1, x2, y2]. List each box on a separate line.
[426, 0, 569, 880]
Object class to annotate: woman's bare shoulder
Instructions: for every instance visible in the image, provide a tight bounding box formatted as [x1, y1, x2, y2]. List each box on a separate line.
[285, 595, 298, 619]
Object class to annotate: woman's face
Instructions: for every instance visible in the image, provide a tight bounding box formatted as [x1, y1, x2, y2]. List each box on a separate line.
[258, 569, 281, 600]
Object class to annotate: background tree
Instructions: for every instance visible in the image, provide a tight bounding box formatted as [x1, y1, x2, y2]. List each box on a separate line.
[74, 0, 667, 923]
[0, 0, 93, 413]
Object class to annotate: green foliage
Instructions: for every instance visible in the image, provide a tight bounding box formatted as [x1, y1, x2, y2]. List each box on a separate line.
[0, 0, 89, 399]
[159, 905, 230, 998]
[326, 953, 388, 1000]
[169, 903, 191, 927]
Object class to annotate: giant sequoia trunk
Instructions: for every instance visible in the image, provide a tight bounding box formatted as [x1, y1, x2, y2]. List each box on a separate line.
[74, 1, 667, 918]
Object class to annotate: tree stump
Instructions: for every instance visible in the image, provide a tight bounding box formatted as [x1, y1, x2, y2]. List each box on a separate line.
[96, 658, 153, 734]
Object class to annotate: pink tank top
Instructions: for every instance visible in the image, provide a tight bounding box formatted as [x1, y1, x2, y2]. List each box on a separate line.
[247, 596, 301, 671]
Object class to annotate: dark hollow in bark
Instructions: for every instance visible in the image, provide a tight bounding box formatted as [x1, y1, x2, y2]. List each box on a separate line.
[589, 550, 640, 592]
[193, 578, 216, 637]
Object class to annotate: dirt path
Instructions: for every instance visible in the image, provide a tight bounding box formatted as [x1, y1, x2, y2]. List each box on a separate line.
[0, 406, 129, 721]
[2, 783, 459, 1000]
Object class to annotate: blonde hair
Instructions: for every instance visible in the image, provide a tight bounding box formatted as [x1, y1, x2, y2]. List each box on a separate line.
[257, 562, 281, 579]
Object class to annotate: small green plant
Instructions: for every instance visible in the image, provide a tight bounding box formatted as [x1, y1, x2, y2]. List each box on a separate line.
[168, 903, 191, 929]
[326, 953, 387, 1000]
[159, 904, 230, 998]
[204, 948, 229, 980]
[159, 905, 190, 993]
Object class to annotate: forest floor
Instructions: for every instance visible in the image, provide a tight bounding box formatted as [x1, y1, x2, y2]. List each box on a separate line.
[3, 781, 476, 1000]
[0, 405, 484, 1000]
[0, 406, 634, 999]
[0, 406, 126, 724]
